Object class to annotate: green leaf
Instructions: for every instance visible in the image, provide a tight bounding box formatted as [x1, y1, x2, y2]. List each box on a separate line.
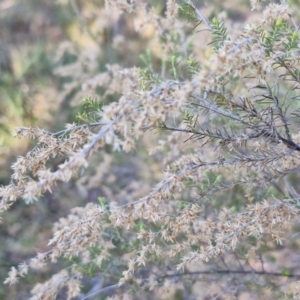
[281, 269, 291, 276]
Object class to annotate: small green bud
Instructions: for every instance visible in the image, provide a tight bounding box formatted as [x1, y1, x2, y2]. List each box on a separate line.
[292, 30, 299, 40]
[275, 18, 283, 27]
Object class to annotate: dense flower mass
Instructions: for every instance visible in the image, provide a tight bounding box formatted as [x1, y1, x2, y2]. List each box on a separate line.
[2, 0, 300, 299]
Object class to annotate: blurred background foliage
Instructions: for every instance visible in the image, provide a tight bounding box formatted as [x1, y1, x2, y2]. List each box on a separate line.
[0, 0, 299, 299]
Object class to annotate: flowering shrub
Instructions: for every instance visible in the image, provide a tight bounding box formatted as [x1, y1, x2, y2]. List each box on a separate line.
[2, 0, 300, 299]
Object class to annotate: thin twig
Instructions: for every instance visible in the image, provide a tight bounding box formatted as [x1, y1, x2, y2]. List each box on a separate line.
[185, 0, 212, 31]
[158, 269, 300, 280]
